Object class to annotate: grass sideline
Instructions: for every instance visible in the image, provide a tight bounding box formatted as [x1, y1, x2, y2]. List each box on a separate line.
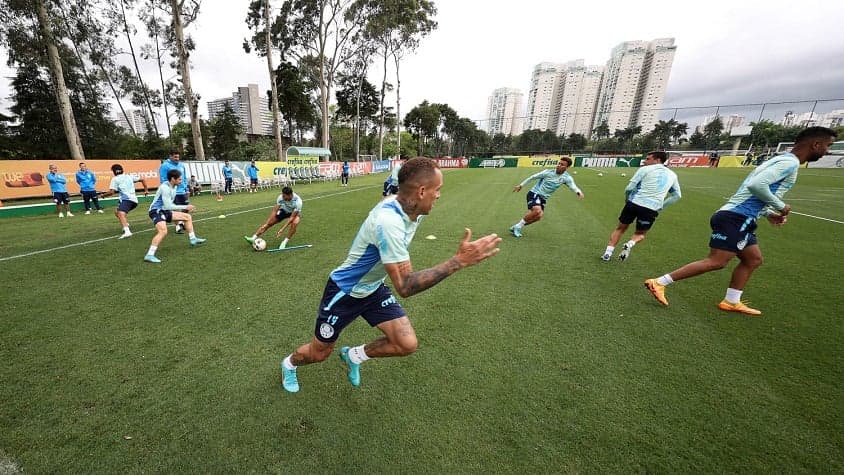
[1, 168, 842, 473]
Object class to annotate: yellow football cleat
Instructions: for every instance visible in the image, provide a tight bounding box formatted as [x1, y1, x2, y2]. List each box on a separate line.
[644, 278, 669, 306]
[718, 300, 761, 316]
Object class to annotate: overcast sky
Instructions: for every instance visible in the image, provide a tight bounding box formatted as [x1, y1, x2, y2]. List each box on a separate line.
[2, 0, 843, 129]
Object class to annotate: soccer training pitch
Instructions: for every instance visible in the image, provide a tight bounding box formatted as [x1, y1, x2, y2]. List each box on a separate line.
[1, 167, 842, 473]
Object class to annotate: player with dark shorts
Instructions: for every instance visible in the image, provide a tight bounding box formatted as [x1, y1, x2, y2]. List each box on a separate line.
[313, 280, 405, 343]
[244, 186, 303, 249]
[708, 210, 758, 252]
[618, 201, 659, 231]
[601, 151, 680, 262]
[149, 209, 174, 225]
[525, 191, 547, 210]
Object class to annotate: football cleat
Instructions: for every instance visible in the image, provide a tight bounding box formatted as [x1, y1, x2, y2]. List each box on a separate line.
[644, 278, 668, 306]
[717, 300, 761, 316]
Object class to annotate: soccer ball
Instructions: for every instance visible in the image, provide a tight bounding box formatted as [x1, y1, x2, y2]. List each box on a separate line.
[597, 172, 604, 177]
[252, 238, 267, 251]
[621, 173, 627, 177]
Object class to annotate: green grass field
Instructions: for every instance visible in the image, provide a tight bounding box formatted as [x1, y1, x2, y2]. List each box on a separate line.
[1, 167, 842, 473]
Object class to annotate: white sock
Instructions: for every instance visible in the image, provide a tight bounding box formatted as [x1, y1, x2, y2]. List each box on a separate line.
[189, 232, 196, 239]
[281, 237, 289, 247]
[252, 234, 258, 240]
[657, 274, 674, 286]
[604, 246, 615, 255]
[625, 240, 636, 248]
[283, 355, 296, 370]
[518, 219, 526, 227]
[123, 226, 131, 234]
[147, 246, 157, 256]
[725, 288, 742, 304]
[348, 345, 369, 364]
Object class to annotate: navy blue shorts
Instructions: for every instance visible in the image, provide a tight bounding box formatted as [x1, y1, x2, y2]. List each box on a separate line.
[117, 200, 138, 214]
[313, 279, 406, 343]
[53, 192, 70, 204]
[250, 178, 259, 185]
[275, 209, 294, 221]
[619, 201, 659, 231]
[174, 194, 189, 206]
[383, 182, 398, 196]
[709, 210, 758, 252]
[149, 209, 173, 225]
[526, 191, 547, 210]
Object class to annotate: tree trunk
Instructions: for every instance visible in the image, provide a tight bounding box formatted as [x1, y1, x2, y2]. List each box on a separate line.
[263, 0, 283, 161]
[120, 0, 159, 136]
[378, 49, 387, 160]
[170, 0, 205, 160]
[35, 0, 85, 160]
[59, 3, 136, 135]
[393, 53, 401, 160]
[151, 7, 171, 136]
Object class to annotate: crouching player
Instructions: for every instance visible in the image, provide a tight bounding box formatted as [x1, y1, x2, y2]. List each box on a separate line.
[144, 169, 206, 263]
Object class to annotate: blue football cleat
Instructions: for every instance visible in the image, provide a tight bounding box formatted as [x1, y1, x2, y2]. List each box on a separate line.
[509, 225, 522, 238]
[189, 237, 207, 246]
[281, 363, 300, 393]
[143, 254, 161, 263]
[339, 346, 361, 387]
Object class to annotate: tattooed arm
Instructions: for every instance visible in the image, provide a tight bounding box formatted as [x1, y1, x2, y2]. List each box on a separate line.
[384, 228, 502, 298]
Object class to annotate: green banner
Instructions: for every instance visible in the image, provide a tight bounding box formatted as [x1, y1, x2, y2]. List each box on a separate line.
[468, 158, 518, 168]
[573, 155, 643, 168]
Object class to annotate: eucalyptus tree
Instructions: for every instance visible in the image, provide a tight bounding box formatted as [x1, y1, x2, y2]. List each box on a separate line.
[245, 0, 283, 161]
[275, 0, 368, 152]
[208, 103, 244, 160]
[161, 0, 205, 159]
[351, 0, 436, 159]
[0, 0, 86, 159]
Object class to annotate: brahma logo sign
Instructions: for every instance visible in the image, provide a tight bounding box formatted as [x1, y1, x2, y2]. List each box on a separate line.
[434, 158, 468, 168]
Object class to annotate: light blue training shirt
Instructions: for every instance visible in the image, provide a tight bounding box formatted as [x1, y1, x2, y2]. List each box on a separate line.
[159, 159, 188, 194]
[149, 181, 188, 212]
[329, 197, 421, 298]
[719, 153, 800, 218]
[46, 172, 67, 193]
[625, 163, 681, 211]
[75, 170, 97, 192]
[277, 192, 303, 214]
[519, 168, 581, 198]
[109, 175, 142, 203]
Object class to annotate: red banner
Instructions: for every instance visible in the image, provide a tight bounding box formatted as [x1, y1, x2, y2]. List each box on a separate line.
[433, 157, 469, 169]
[666, 153, 710, 168]
[1, 160, 161, 200]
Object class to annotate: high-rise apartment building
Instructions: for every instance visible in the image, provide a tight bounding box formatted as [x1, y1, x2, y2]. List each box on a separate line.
[524, 60, 603, 136]
[486, 88, 524, 136]
[114, 109, 151, 136]
[553, 65, 604, 138]
[593, 38, 676, 135]
[525, 62, 566, 131]
[207, 84, 274, 137]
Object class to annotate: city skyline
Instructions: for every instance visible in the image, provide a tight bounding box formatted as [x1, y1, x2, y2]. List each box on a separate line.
[1, 1, 843, 136]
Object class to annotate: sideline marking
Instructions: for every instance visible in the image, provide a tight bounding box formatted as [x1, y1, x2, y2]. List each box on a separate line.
[0, 185, 377, 263]
[791, 212, 844, 224]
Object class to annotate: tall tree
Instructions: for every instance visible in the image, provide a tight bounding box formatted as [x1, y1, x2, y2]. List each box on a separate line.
[593, 120, 610, 140]
[106, 0, 161, 136]
[276, 0, 367, 152]
[164, 0, 205, 159]
[244, 0, 284, 162]
[703, 117, 724, 150]
[352, 0, 436, 159]
[34, 0, 85, 159]
[208, 103, 244, 160]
